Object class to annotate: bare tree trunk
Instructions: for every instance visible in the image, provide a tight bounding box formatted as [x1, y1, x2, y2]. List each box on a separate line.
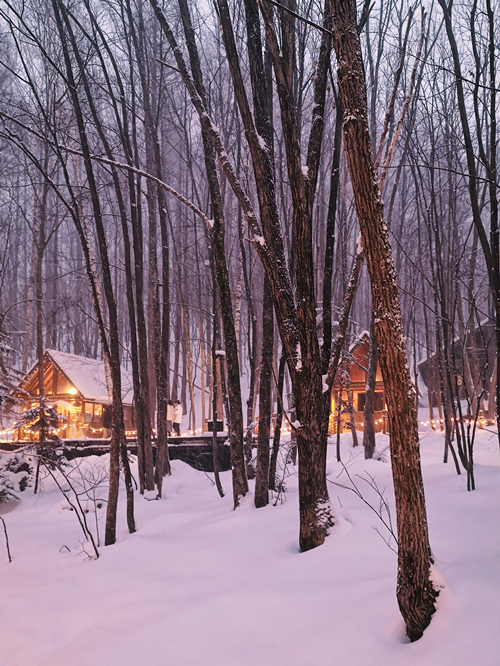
[151, 0, 334, 547]
[345, 358, 359, 447]
[36, 176, 49, 397]
[33, 169, 49, 496]
[22, 223, 38, 373]
[211, 259, 225, 498]
[438, 0, 500, 451]
[177, 0, 248, 506]
[322, 90, 343, 371]
[487, 358, 497, 420]
[52, 0, 135, 543]
[193, 217, 208, 433]
[326, 247, 364, 386]
[363, 317, 377, 459]
[48, 223, 58, 349]
[269, 353, 286, 491]
[125, 5, 172, 485]
[255, 275, 273, 508]
[421, 270, 436, 428]
[330, 0, 437, 641]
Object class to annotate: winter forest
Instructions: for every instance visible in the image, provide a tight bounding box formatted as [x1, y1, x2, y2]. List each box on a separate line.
[0, 0, 499, 664]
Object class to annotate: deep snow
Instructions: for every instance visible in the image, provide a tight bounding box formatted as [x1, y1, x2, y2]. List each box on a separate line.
[0, 427, 499, 666]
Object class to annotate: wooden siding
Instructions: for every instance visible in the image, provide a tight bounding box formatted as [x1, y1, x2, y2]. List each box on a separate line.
[329, 334, 387, 434]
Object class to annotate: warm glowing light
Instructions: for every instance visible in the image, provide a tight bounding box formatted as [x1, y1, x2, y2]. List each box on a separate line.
[69, 387, 77, 395]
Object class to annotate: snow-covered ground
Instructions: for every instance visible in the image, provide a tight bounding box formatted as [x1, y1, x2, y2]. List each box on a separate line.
[0, 427, 499, 666]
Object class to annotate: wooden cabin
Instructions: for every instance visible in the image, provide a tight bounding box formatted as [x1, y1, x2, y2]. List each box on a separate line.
[417, 321, 495, 410]
[329, 332, 386, 434]
[13, 350, 135, 440]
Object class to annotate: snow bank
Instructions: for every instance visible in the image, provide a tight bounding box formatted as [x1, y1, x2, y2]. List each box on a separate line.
[0, 428, 499, 666]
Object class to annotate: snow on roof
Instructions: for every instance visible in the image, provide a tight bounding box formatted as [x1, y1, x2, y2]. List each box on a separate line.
[45, 350, 134, 405]
[348, 330, 370, 352]
[417, 317, 495, 369]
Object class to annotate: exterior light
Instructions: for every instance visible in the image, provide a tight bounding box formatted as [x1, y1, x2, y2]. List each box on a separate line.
[69, 387, 77, 395]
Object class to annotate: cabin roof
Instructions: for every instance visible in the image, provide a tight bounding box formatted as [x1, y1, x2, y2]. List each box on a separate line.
[348, 330, 370, 353]
[20, 350, 134, 405]
[417, 318, 495, 370]
[416, 319, 496, 389]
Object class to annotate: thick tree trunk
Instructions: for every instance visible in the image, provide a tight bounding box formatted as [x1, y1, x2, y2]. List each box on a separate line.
[152, 0, 333, 546]
[294, 382, 332, 551]
[245, 0, 335, 548]
[331, 0, 437, 641]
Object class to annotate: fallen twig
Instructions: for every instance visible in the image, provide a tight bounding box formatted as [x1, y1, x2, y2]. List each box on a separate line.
[328, 463, 398, 553]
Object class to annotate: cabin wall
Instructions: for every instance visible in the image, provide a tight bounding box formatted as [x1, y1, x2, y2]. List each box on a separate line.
[329, 338, 386, 434]
[329, 384, 386, 435]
